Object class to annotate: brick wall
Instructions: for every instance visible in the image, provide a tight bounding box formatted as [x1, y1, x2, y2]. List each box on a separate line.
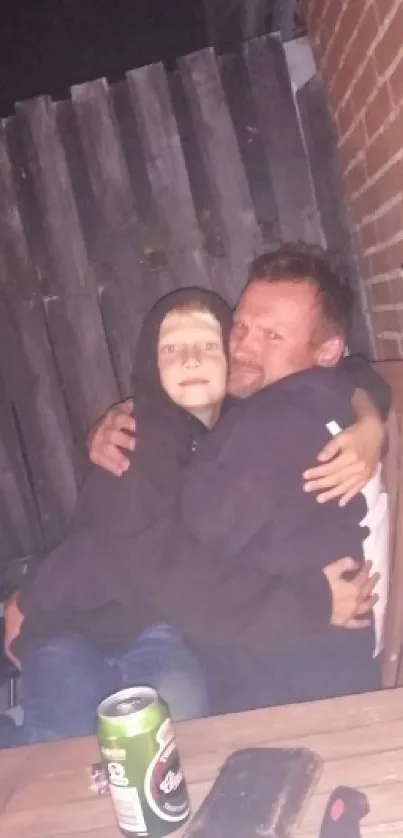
[300, 0, 403, 359]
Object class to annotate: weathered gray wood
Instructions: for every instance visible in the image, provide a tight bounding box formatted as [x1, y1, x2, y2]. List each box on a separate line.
[167, 70, 229, 299]
[244, 34, 323, 246]
[297, 74, 372, 356]
[15, 96, 119, 438]
[179, 48, 262, 302]
[0, 370, 38, 559]
[111, 79, 175, 300]
[69, 79, 153, 393]
[219, 51, 280, 251]
[126, 62, 211, 291]
[0, 121, 79, 547]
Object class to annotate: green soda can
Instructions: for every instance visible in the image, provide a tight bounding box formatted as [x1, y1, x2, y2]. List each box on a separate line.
[97, 686, 191, 838]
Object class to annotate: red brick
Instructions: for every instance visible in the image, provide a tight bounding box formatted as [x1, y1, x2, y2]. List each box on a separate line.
[382, 107, 403, 158]
[369, 239, 403, 276]
[349, 58, 378, 118]
[330, 47, 361, 111]
[358, 252, 374, 282]
[359, 218, 379, 252]
[374, 0, 401, 22]
[339, 0, 367, 44]
[377, 201, 403, 243]
[362, 109, 403, 184]
[321, 0, 344, 44]
[344, 157, 367, 197]
[332, 3, 379, 99]
[390, 275, 403, 305]
[367, 278, 392, 307]
[364, 83, 393, 140]
[336, 96, 355, 141]
[374, 5, 403, 78]
[388, 57, 403, 107]
[338, 118, 366, 169]
[375, 335, 402, 360]
[353, 159, 403, 218]
[372, 307, 401, 334]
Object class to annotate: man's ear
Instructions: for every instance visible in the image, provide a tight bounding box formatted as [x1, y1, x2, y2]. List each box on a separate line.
[317, 335, 345, 367]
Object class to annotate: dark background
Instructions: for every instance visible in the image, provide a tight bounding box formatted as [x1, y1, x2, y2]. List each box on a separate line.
[0, 0, 207, 116]
[0, 0, 295, 118]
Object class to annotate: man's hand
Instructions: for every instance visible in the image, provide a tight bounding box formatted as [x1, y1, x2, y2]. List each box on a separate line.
[87, 399, 136, 477]
[303, 414, 384, 506]
[324, 558, 379, 629]
[3, 592, 24, 670]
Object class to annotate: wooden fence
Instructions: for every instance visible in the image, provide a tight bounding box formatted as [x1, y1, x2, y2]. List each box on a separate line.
[0, 34, 369, 567]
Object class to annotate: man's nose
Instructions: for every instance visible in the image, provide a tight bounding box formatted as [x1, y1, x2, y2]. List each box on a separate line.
[232, 331, 256, 359]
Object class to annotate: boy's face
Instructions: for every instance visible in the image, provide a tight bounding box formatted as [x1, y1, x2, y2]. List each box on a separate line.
[158, 310, 227, 412]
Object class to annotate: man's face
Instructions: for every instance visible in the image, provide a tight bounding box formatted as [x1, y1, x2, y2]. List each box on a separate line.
[228, 278, 344, 397]
[158, 310, 227, 411]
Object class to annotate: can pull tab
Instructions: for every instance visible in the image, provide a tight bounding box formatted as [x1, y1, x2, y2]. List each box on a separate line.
[319, 786, 369, 838]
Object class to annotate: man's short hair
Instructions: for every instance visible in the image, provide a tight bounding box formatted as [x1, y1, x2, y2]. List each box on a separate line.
[247, 242, 354, 337]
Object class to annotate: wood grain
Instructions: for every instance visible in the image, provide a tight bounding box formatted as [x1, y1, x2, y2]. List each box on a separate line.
[2, 688, 403, 837]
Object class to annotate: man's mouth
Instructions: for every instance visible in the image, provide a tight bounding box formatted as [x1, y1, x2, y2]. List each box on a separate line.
[230, 363, 260, 375]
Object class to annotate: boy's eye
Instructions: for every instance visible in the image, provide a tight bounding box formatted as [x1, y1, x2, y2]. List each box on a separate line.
[161, 344, 179, 354]
[204, 341, 220, 351]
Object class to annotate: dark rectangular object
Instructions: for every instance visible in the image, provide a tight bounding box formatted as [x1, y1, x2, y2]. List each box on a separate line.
[184, 747, 322, 838]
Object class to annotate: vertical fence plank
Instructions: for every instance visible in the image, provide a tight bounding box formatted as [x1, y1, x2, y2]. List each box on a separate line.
[15, 96, 119, 437]
[0, 121, 79, 547]
[219, 51, 280, 251]
[68, 79, 152, 393]
[0, 358, 40, 558]
[297, 75, 372, 356]
[244, 34, 323, 246]
[127, 62, 211, 291]
[111, 79, 175, 300]
[179, 47, 262, 302]
[167, 70, 228, 293]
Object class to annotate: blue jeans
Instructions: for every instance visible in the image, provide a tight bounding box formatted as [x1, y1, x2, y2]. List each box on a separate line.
[1, 624, 208, 747]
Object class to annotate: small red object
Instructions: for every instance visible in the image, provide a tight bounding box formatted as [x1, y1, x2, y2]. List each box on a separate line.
[330, 798, 344, 822]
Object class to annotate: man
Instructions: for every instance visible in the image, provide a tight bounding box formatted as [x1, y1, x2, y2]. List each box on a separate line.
[4, 246, 386, 736]
[173, 246, 386, 708]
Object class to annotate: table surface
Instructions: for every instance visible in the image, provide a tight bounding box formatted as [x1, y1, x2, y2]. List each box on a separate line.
[1, 687, 403, 838]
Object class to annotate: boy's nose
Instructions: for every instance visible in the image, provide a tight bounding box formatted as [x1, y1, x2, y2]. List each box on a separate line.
[183, 346, 201, 366]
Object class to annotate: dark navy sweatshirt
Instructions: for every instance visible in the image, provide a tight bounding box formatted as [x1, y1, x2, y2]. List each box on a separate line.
[181, 365, 380, 711]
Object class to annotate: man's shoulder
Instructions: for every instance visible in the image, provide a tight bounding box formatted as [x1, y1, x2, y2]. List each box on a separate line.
[253, 366, 354, 409]
[244, 367, 355, 436]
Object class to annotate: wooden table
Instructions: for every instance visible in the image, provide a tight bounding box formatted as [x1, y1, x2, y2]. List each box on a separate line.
[1, 687, 403, 838]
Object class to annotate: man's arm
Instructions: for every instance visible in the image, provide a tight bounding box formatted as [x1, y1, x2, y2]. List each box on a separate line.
[88, 399, 135, 476]
[132, 519, 375, 651]
[339, 354, 391, 420]
[304, 355, 389, 505]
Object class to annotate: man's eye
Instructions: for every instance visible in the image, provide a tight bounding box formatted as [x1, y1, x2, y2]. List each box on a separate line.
[264, 330, 282, 341]
[233, 321, 247, 333]
[204, 341, 220, 351]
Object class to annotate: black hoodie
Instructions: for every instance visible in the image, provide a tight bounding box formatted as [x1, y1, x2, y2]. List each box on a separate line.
[15, 287, 232, 654]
